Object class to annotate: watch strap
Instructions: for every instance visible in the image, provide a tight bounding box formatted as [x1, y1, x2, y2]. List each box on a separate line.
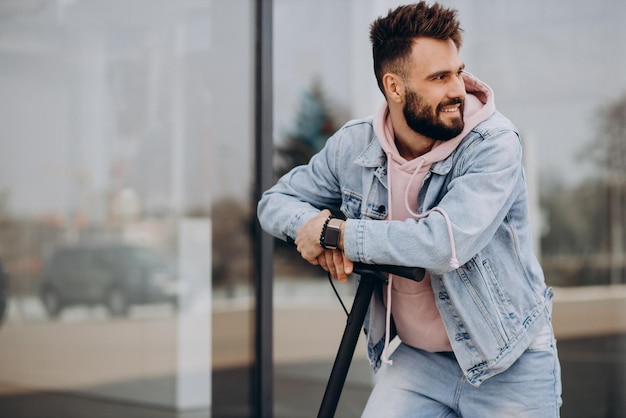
[320, 216, 342, 250]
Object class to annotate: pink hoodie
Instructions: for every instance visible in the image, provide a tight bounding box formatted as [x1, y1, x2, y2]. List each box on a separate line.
[373, 72, 496, 364]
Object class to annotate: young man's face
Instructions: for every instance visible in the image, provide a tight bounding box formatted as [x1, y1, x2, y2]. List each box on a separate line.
[402, 37, 466, 141]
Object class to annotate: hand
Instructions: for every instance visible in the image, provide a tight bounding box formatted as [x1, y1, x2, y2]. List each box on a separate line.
[294, 210, 331, 263]
[317, 248, 353, 283]
[295, 210, 353, 282]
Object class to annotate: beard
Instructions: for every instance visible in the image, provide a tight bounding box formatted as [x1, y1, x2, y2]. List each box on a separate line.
[403, 89, 465, 141]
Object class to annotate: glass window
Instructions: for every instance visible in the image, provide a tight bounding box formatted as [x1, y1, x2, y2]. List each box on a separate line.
[0, 0, 255, 416]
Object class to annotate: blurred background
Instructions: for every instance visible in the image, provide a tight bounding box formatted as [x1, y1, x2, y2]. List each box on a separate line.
[0, 0, 625, 417]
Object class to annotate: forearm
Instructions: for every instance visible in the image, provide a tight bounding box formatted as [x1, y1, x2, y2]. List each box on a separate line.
[257, 190, 320, 241]
[342, 217, 453, 272]
[258, 138, 343, 240]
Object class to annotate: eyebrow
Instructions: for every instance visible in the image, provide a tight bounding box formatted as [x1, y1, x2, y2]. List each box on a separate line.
[426, 63, 466, 79]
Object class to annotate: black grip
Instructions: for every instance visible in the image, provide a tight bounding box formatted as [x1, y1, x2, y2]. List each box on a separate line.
[353, 263, 425, 282]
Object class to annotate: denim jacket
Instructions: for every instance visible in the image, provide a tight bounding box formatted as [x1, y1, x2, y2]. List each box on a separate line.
[258, 111, 553, 387]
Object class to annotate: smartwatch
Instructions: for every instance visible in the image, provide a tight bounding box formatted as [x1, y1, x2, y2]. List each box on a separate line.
[320, 217, 342, 250]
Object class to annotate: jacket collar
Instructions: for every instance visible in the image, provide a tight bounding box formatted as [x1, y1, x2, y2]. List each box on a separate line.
[353, 132, 386, 168]
[353, 130, 454, 176]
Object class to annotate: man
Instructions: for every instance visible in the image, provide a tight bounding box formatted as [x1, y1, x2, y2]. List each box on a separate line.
[258, 2, 562, 416]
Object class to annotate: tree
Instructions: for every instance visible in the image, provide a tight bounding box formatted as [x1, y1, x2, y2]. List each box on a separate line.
[274, 80, 339, 179]
[540, 94, 626, 286]
[272, 81, 343, 276]
[540, 179, 611, 286]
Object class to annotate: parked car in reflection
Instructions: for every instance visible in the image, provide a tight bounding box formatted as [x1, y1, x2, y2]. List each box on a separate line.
[40, 243, 178, 318]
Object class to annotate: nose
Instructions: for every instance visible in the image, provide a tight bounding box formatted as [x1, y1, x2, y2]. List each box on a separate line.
[449, 73, 466, 99]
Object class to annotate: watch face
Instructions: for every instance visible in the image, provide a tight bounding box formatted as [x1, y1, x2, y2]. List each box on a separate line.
[324, 224, 341, 249]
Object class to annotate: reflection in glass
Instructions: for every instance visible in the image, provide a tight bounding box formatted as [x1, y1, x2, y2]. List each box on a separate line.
[0, 0, 255, 416]
[40, 242, 178, 319]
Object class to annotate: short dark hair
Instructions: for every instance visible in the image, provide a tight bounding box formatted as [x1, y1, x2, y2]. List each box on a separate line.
[369, 1, 463, 95]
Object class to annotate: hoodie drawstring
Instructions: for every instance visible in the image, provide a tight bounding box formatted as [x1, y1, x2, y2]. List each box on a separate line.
[410, 206, 460, 271]
[402, 159, 459, 270]
[381, 273, 395, 365]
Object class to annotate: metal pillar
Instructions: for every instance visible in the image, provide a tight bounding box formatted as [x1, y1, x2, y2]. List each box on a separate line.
[254, 0, 274, 416]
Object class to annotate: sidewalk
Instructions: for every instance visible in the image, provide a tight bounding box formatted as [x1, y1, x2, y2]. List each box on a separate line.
[2, 335, 625, 418]
[2, 282, 626, 417]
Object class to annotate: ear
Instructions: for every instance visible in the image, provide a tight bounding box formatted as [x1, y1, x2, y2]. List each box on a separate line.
[382, 73, 404, 104]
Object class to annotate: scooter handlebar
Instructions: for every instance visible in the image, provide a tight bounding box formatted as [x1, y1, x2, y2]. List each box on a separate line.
[352, 263, 425, 282]
[285, 237, 424, 282]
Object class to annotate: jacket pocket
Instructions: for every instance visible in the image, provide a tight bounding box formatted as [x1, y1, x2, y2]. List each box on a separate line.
[341, 189, 362, 219]
[459, 255, 522, 345]
[341, 189, 387, 220]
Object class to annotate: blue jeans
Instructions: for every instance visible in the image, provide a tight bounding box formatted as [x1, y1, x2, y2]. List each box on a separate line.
[362, 338, 562, 417]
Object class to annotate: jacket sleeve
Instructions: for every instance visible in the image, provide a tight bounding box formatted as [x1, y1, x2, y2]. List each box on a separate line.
[257, 129, 345, 241]
[343, 126, 525, 274]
